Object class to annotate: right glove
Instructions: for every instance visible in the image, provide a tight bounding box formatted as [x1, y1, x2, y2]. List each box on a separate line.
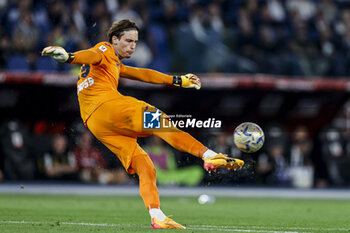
[173, 73, 201, 90]
[41, 46, 74, 63]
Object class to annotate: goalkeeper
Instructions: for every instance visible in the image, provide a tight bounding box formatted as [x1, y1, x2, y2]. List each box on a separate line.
[42, 19, 244, 229]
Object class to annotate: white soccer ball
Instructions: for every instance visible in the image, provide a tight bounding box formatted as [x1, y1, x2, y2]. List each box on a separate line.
[233, 122, 265, 153]
[198, 194, 216, 204]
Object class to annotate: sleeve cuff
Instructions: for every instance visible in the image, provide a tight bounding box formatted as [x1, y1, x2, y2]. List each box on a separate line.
[66, 53, 75, 63]
[172, 75, 182, 87]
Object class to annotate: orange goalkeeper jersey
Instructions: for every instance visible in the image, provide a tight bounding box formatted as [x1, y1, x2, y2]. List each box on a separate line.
[71, 42, 173, 123]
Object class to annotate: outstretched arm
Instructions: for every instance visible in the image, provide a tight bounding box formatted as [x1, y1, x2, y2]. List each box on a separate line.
[121, 66, 173, 84]
[121, 65, 201, 89]
[42, 46, 102, 65]
[70, 49, 102, 65]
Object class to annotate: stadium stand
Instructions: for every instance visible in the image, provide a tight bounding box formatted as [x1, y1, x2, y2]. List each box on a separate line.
[1, 0, 350, 188]
[0, 0, 350, 76]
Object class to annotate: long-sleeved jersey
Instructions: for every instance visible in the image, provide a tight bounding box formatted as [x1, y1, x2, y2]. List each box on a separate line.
[71, 41, 173, 123]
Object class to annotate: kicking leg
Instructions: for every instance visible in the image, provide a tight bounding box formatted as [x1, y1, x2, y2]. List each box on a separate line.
[153, 130, 207, 158]
[153, 116, 244, 172]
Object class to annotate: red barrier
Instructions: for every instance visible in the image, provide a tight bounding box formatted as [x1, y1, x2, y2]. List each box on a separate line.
[1, 72, 350, 91]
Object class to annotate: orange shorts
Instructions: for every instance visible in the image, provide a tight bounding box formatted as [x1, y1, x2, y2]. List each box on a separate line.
[86, 95, 156, 173]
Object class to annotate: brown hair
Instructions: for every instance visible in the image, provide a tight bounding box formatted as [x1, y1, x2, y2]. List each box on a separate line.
[107, 19, 139, 43]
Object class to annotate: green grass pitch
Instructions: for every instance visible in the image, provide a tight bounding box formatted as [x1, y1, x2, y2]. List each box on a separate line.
[0, 193, 349, 232]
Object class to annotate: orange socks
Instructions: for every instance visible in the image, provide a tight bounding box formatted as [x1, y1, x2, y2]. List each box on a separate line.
[153, 131, 207, 158]
[130, 154, 160, 209]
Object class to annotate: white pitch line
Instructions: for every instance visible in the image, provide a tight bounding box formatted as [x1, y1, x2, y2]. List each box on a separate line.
[192, 224, 350, 231]
[0, 220, 141, 228]
[0, 220, 349, 232]
[187, 226, 302, 233]
[61, 222, 136, 227]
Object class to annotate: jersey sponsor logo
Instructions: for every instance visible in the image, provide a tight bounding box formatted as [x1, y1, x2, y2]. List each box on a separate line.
[81, 64, 90, 78]
[143, 106, 161, 129]
[77, 77, 95, 93]
[98, 45, 107, 52]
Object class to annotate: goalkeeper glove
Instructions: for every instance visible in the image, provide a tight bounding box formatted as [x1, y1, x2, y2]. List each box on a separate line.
[173, 74, 201, 90]
[41, 46, 75, 63]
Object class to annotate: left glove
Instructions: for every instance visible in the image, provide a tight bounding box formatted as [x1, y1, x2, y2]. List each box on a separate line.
[41, 46, 74, 63]
[173, 73, 201, 90]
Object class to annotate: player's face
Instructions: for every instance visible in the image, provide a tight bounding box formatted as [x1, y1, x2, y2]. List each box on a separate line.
[113, 30, 138, 59]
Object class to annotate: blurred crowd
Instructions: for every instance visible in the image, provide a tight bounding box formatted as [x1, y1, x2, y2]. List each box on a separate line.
[1, 0, 350, 76]
[1, 118, 350, 188]
[0, 119, 134, 184]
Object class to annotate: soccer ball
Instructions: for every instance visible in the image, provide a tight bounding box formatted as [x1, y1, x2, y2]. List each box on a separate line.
[233, 122, 265, 153]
